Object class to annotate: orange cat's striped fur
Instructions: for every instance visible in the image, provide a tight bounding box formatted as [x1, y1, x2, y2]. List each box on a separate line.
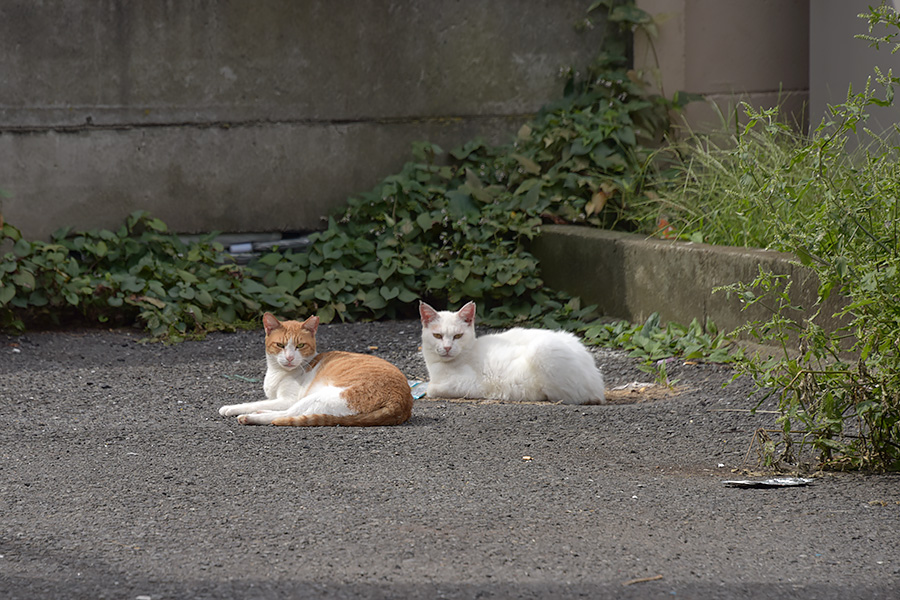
[218, 313, 413, 427]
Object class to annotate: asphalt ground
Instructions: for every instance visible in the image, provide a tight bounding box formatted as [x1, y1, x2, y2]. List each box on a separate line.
[1, 320, 898, 599]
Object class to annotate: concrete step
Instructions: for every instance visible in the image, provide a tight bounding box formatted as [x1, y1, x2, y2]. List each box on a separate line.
[530, 224, 850, 342]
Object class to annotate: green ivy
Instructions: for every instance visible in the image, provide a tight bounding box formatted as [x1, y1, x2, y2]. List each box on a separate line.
[581, 312, 739, 365]
[0, 212, 303, 341]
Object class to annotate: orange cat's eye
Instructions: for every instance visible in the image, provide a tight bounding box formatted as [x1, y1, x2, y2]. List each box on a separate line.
[433, 333, 443, 339]
[297, 343, 306, 348]
[276, 343, 286, 349]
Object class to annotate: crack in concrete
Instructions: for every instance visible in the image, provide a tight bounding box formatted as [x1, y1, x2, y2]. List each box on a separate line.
[0, 113, 536, 135]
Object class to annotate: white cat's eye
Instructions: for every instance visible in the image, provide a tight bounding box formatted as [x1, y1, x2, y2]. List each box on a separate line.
[453, 334, 463, 339]
[433, 333, 443, 339]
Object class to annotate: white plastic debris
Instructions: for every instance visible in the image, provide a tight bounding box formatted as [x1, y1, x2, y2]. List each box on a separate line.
[723, 477, 814, 488]
[408, 380, 429, 400]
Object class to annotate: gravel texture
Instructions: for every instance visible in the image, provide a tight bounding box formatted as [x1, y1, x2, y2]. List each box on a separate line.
[1, 320, 898, 599]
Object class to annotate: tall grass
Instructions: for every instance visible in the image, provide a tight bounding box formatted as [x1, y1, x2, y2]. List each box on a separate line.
[638, 5, 900, 470]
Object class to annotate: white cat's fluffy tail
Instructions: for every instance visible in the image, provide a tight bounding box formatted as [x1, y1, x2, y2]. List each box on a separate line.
[531, 329, 605, 405]
[482, 328, 606, 404]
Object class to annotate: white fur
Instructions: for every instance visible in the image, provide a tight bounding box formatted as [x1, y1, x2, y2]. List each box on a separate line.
[218, 345, 354, 424]
[419, 301, 605, 404]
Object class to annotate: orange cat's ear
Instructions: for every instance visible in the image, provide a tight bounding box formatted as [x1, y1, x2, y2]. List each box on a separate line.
[263, 312, 282, 334]
[419, 301, 439, 326]
[301, 315, 320, 334]
[457, 301, 476, 325]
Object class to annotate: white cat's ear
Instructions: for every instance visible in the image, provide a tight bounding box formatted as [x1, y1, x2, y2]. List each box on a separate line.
[263, 312, 282, 334]
[457, 301, 476, 325]
[419, 301, 439, 326]
[302, 315, 320, 334]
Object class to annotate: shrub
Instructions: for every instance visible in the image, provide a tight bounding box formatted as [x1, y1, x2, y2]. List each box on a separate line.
[672, 2, 900, 471]
[0, 212, 306, 341]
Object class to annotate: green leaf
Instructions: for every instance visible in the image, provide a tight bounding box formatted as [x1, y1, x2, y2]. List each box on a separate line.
[511, 153, 541, 175]
[218, 305, 236, 324]
[275, 270, 306, 293]
[0, 284, 15, 305]
[177, 269, 200, 285]
[354, 271, 379, 285]
[195, 289, 214, 307]
[12, 270, 35, 290]
[397, 288, 418, 303]
[13, 239, 31, 258]
[364, 288, 388, 310]
[313, 283, 332, 302]
[318, 303, 336, 323]
[326, 277, 344, 295]
[241, 280, 269, 295]
[416, 213, 435, 231]
[379, 285, 400, 300]
[446, 190, 479, 218]
[256, 252, 283, 267]
[426, 273, 448, 289]
[378, 263, 396, 282]
[120, 276, 145, 293]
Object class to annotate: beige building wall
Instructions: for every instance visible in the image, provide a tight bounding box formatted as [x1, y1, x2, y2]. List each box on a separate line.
[810, 0, 900, 138]
[635, 0, 809, 133]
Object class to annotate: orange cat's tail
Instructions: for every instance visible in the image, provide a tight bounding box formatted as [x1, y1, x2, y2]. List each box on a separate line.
[270, 404, 411, 427]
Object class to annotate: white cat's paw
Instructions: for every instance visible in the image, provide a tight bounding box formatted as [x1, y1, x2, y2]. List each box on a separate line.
[237, 413, 271, 425]
[219, 405, 241, 417]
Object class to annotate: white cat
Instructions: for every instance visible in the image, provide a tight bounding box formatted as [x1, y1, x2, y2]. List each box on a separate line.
[418, 300, 606, 404]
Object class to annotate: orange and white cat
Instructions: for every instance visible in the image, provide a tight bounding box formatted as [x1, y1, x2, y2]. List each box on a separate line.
[419, 300, 606, 404]
[218, 313, 413, 426]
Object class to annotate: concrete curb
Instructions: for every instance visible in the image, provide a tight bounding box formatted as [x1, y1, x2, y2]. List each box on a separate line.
[530, 224, 848, 338]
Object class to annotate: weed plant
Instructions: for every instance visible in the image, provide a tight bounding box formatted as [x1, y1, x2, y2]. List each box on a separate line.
[657, 3, 900, 470]
[0, 212, 305, 341]
[640, 108, 815, 248]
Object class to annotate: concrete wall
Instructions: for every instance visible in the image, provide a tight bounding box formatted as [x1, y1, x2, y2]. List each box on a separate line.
[810, 0, 900, 137]
[634, 0, 809, 132]
[0, 1, 605, 240]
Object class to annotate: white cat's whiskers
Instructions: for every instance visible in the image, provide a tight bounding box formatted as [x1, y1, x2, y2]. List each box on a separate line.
[419, 300, 606, 405]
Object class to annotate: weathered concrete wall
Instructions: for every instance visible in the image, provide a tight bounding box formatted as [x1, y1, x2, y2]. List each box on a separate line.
[531, 225, 848, 339]
[0, 1, 605, 239]
[634, 0, 809, 132]
[810, 0, 900, 138]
